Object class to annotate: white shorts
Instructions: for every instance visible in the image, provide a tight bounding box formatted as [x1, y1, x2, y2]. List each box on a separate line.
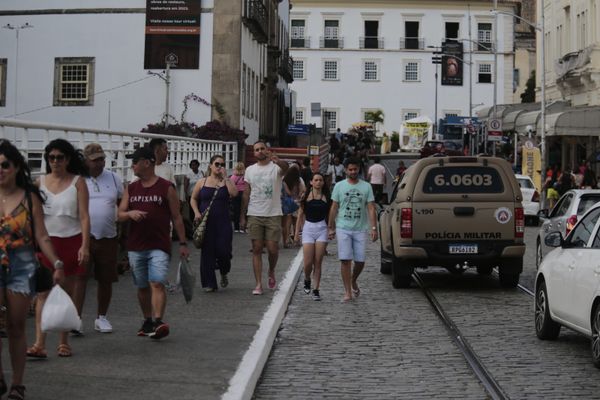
[301, 220, 328, 244]
[336, 228, 367, 262]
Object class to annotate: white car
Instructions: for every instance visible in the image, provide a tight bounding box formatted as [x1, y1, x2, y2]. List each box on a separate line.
[515, 174, 540, 225]
[534, 203, 600, 368]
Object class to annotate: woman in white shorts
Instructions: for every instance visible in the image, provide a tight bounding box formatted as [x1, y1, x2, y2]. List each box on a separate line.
[294, 173, 330, 301]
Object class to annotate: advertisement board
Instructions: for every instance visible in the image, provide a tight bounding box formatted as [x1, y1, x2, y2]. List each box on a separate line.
[144, 0, 201, 69]
[441, 40, 463, 86]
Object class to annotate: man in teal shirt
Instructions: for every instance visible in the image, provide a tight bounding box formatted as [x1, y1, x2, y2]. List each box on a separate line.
[328, 157, 378, 302]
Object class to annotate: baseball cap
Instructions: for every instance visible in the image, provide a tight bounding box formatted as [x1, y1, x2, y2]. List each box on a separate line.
[126, 146, 156, 163]
[83, 143, 106, 160]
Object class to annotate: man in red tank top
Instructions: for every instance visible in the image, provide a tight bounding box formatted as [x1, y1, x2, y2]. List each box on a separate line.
[118, 146, 189, 340]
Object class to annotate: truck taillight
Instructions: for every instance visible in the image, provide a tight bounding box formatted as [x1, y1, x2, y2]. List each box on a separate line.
[532, 191, 540, 202]
[566, 215, 578, 235]
[515, 207, 524, 238]
[401, 208, 412, 238]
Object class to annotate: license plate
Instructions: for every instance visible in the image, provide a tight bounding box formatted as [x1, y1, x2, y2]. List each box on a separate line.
[449, 244, 478, 254]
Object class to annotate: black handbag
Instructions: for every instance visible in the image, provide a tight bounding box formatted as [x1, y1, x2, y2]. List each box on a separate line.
[26, 190, 54, 293]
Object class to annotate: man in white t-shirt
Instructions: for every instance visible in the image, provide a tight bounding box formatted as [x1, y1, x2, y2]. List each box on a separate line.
[367, 156, 387, 203]
[240, 141, 289, 295]
[149, 138, 176, 185]
[83, 143, 124, 333]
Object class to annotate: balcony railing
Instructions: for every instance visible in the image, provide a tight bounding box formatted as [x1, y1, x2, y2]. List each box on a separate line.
[290, 37, 310, 48]
[319, 36, 344, 49]
[243, 0, 268, 44]
[399, 37, 424, 50]
[359, 36, 384, 49]
[279, 52, 294, 83]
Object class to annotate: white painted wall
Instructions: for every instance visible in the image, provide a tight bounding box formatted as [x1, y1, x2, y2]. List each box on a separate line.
[290, 3, 515, 135]
[0, 0, 214, 133]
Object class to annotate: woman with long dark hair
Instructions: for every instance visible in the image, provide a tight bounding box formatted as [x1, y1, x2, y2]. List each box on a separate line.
[28, 138, 90, 359]
[0, 140, 63, 399]
[293, 172, 330, 300]
[190, 155, 237, 291]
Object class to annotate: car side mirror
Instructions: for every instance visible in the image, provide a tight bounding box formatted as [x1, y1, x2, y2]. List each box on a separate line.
[544, 231, 563, 248]
[538, 209, 549, 219]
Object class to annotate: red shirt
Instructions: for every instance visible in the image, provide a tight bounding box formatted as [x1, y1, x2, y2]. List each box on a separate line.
[126, 177, 173, 254]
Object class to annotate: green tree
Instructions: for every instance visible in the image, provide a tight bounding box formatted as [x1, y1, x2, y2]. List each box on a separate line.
[520, 70, 536, 103]
[364, 109, 385, 134]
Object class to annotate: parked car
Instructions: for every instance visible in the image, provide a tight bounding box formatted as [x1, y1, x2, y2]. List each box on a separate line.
[536, 189, 600, 269]
[534, 203, 600, 368]
[419, 141, 463, 158]
[515, 174, 540, 225]
[379, 155, 526, 288]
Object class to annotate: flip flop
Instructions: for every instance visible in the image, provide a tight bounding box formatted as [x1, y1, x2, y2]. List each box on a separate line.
[26, 344, 47, 359]
[352, 288, 361, 298]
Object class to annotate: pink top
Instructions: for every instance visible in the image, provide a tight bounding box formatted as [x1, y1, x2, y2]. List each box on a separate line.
[230, 173, 247, 193]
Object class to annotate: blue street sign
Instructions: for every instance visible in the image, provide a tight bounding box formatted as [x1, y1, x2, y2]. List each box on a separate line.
[287, 124, 311, 136]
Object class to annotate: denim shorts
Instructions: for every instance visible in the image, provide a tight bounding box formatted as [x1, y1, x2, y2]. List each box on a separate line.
[128, 250, 170, 289]
[1, 247, 37, 295]
[302, 221, 328, 244]
[336, 229, 367, 262]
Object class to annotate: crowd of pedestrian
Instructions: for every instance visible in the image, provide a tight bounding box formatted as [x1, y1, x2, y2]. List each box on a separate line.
[543, 161, 600, 209]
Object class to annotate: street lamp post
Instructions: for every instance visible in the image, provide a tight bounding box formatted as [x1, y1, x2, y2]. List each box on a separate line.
[492, 7, 546, 189]
[2, 22, 33, 119]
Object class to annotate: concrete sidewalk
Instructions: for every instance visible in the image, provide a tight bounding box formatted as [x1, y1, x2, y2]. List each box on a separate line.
[15, 233, 302, 400]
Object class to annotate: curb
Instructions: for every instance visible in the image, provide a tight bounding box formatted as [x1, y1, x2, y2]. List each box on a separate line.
[222, 250, 304, 400]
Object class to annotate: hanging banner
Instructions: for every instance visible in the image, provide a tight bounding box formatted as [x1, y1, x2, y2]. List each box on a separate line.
[441, 40, 463, 86]
[521, 144, 542, 192]
[144, 0, 201, 69]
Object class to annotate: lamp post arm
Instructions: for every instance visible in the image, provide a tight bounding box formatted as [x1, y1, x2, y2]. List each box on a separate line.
[492, 10, 541, 32]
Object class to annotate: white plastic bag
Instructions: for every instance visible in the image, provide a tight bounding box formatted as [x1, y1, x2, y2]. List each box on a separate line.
[176, 258, 195, 303]
[41, 285, 80, 333]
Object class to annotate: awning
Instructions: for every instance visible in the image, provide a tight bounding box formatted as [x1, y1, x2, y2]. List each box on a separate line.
[546, 106, 600, 136]
[503, 110, 526, 131]
[514, 110, 541, 135]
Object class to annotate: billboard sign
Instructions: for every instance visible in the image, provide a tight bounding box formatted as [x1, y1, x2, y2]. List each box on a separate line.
[441, 40, 463, 86]
[287, 124, 311, 136]
[144, 0, 201, 69]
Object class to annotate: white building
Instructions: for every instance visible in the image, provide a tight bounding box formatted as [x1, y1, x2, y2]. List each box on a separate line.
[289, 0, 519, 137]
[0, 0, 292, 145]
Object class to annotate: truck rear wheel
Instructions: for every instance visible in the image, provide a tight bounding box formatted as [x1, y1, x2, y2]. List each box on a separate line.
[499, 258, 523, 288]
[392, 258, 412, 288]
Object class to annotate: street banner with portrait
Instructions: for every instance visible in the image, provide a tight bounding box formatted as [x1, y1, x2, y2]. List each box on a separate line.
[441, 40, 463, 86]
[144, 0, 201, 69]
[521, 143, 542, 192]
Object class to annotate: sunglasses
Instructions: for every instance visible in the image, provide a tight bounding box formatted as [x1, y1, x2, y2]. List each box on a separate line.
[214, 162, 225, 168]
[0, 161, 12, 170]
[48, 154, 66, 162]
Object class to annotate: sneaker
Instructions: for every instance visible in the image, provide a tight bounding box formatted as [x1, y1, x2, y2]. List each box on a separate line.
[220, 274, 229, 288]
[94, 315, 113, 333]
[149, 321, 170, 340]
[137, 319, 154, 337]
[312, 289, 321, 301]
[303, 280, 311, 294]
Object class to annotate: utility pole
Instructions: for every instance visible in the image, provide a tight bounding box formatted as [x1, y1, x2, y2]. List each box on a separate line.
[468, 5, 474, 155]
[431, 50, 442, 137]
[492, 0, 498, 156]
[2, 22, 33, 119]
[164, 61, 172, 127]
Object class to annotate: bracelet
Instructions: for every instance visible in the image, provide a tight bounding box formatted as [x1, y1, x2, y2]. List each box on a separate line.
[179, 242, 188, 246]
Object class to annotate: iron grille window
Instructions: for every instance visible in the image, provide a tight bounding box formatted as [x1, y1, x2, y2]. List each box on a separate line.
[477, 23, 492, 51]
[404, 62, 419, 81]
[295, 109, 304, 124]
[478, 63, 492, 83]
[291, 20, 305, 38]
[324, 20, 339, 38]
[363, 61, 378, 81]
[404, 112, 418, 120]
[293, 59, 305, 79]
[323, 60, 338, 80]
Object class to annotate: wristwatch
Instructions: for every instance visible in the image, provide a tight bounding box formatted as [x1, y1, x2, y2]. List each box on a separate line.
[371, 226, 377, 230]
[54, 260, 64, 270]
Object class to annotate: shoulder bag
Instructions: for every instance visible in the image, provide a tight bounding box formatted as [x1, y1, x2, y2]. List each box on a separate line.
[192, 185, 220, 249]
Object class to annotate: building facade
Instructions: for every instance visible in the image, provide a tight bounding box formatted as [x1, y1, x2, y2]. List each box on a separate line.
[289, 0, 519, 137]
[0, 0, 292, 145]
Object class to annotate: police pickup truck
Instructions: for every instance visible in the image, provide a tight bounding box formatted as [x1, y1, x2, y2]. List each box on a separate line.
[379, 156, 526, 288]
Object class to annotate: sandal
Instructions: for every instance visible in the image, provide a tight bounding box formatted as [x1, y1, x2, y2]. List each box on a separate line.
[7, 385, 25, 400]
[26, 344, 47, 359]
[57, 343, 72, 357]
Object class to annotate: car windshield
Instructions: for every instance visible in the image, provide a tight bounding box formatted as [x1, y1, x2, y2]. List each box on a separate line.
[577, 195, 600, 215]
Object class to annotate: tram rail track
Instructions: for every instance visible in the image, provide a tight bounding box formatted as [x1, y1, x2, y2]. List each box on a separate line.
[413, 271, 511, 400]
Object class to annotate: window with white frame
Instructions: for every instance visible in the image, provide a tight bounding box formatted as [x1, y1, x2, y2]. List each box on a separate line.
[444, 110, 460, 118]
[362, 60, 379, 81]
[295, 108, 305, 124]
[291, 19, 305, 38]
[404, 61, 419, 81]
[403, 110, 419, 121]
[477, 23, 493, 51]
[293, 59, 305, 80]
[0, 59, 6, 107]
[324, 20, 339, 38]
[323, 109, 338, 132]
[323, 60, 339, 80]
[361, 109, 377, 123]
[53, 57, 95, 106]
[478, 63, 492, 83]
